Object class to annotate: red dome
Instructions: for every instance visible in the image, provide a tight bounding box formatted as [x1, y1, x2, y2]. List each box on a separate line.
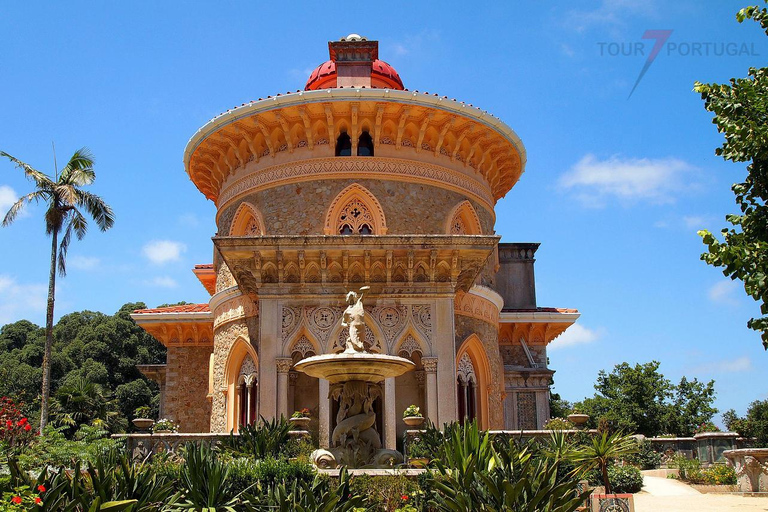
[304, 59, 404, 91]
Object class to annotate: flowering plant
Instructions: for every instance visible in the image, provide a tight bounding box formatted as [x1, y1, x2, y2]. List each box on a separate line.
[291, 408, 311, 419]
[694, 422, 721, 434]
[1, 484, 46, 511]
[0, 397, 35, 451]
[403, 405, 421, 418]
[152, 418, 178, 433]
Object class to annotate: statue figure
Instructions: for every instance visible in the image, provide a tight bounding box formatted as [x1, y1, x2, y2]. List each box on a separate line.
[341, 286, 369, 353]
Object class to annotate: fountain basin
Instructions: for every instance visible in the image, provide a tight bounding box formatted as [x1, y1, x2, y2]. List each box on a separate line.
[294, 352, 414, 383]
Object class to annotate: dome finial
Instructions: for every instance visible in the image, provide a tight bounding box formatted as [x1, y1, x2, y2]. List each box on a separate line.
[342, 33, 365, 42]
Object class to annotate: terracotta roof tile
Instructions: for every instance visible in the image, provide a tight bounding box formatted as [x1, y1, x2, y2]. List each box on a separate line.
[194, 264, 214, 270]
[133, 304, 210, 314]
[501, 307, 579, 314]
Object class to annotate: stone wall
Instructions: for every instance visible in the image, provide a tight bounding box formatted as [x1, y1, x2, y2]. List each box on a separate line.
[500, 344, 546, 367]
[218, 178, 493, 236]
[165, 345, 213, 433]
[454, 314, 504, 429]
[210, 319, 252, 433]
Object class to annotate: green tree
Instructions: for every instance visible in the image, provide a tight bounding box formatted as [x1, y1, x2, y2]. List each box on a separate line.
[569, 432, 638, 495]
[575, 361, 717, 437]
[695, 2, 768, 349]
[1, 148, 115, 432]
[51, 376, 124, 433]
[724, 399, 768, 447]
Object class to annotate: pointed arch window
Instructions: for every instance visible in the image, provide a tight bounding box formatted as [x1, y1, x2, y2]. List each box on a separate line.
[357, 131, 374, 156]
[456, 352, 477, 422]
[336, 131, 352, 156]
[238, 354, 258, 427]
[337, 198, 375, 235]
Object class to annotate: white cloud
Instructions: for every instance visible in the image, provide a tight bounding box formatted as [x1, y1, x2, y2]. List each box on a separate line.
[708, 280, 740, 305]
[549, 324, 602, 350]
[68, 255, 100, 270]
[0, 185, 19, 216]
[142, 240, 186, 265]
[654, 215, 715, 231]
[559, 154, 698, 207]
[566, 0, 657, 33]
[144, 276, 178, 288]
[0, 274, 48, 325]
[695, 356, 752, 374]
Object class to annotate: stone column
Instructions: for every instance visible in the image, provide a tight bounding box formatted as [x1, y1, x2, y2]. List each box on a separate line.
[258, 299, 279, 419]
[319, 378, 330, 447]
[288, 372, 298, 414]
[422, 357, 438, 425]
[276, 358, 292, 420]
[434, 298, 458, 425]
[384, 377, 396, 450]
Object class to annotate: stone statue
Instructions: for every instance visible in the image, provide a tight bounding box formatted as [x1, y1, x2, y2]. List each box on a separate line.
[341, 286, 369, 353]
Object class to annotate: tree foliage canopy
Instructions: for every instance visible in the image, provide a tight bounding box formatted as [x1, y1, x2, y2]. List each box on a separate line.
[0, 302, 165, 432]
[574, 361, 717, 437]
[695, 2, 768, 348]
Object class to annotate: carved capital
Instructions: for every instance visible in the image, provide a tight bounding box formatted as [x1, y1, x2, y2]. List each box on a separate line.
[422, 357, 438, 373]
[276, 357, 293, 373]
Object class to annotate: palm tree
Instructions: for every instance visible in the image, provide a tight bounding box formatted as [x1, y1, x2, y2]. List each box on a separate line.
[1, 148, 114, 433]
[569, 431, 639, 494]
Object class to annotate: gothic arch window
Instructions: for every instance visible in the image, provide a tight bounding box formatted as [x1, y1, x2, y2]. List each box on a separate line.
[230, 202, 265, 236]
[456, 334, 491, 429]
[456, 353, 477, 422]
[324, 184, 388, 235]
[358, 131, 374, 156]
[446, 200, 483, 235]
[237, 354, 258, 428]
[336, 131, 352, 156]
[290, 335, 317, 363]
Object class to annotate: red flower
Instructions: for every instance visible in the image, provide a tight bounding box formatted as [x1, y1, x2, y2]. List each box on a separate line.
[24, 424, 32, 431]
[37, 485, 46, 493]
[11, 496, 22, 504]
[401, 494, 409, 500]
[35, 497, 42, 504]
[5, 420, 12, 428]
[18, 417, 27, 425]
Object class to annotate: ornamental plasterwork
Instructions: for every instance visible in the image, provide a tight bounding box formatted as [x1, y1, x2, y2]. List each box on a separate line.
[281, 306, 301, 340]
[276, 357, 293, 373]
[397, 334, 423, 358]
[290, 335, 316, 359]
[337, 198, 375, 234]
[305, 306, 342, 350]
[217, 157, 494, 212]
[411, 305, 433, 341]
[422, 357, 438, 373]
[454, 291, 499, 325]
[451, 216, 467, 235]
[238, 354, 257, 386]
[372, 305, 408, 345]
[457, 353, 476, 384]
[213, 296, 258, 330]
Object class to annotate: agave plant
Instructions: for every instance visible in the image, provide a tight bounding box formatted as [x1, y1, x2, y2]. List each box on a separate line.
[219, 416, 293, 459]
[177, 442, 250, 511]
[428, 421, 588, 512]
[244, 467, 363, 512]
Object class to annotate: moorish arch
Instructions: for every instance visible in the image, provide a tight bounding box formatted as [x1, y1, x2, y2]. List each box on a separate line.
[324, 183, 388, 235]
[229, 202, 266, 236]
[456, 334, 492, 429]
[446, 200, 483, 235]
[393, 329, 428, 440]
[223, 336, 259, 432]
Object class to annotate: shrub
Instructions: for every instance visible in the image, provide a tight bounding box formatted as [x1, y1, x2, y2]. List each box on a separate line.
[226, 456, 315, 494]
[624, 440, 662, 469]
[350, 474, 420, 512]
[544, 418, 575, 430]
[702, 464, 737, 485]
[219, 416, 293, 459]
[152, 418, 178, 433]
[15, 425, 122, 471]
[403, 405, 421, 418]
[669, 456, 705, 483]
[694, 422, 720, 434]
[607, 465, 643, 493]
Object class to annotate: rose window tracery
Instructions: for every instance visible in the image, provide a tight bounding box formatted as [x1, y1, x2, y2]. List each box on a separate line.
[338, 198, 375, 235]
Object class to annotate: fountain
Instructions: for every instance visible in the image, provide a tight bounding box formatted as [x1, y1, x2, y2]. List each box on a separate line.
[294, 286, 415, 468]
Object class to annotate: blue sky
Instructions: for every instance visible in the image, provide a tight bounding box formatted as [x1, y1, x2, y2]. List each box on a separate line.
[0, 1, 766, 425]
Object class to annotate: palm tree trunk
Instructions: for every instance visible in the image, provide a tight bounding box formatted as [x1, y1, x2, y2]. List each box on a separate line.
[602, 463, 612, 495]
[39, 228, 58, 434]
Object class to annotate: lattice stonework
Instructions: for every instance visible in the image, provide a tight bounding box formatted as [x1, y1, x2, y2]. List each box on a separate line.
[457, 353, 476, 384]
[398, 334, 422, 357]
[516, 392, 537, 430]
[239, 354, 257, 386]
[451, 215, 467, 235]
[244, 218, 261, 235]
[290, 335, 315, 359]
[337, 198, 375, 234]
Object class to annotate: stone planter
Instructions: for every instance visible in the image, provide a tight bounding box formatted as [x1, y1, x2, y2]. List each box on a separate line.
[289, 417, 311, 429]
[724, 448, 768, 492]
[153, 429, 173, 434]
[590, 494, 634, 512]
[568, 413, 590, 428]
[403, 416, 425, 427]
[132, 418, 154, 431]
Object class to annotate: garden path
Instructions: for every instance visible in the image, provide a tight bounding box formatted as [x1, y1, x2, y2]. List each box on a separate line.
[634, 476, 768, 511]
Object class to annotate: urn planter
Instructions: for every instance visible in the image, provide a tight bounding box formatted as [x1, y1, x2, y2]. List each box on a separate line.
[132, 418, 154, 431]
[289, 417, 311, 429]
[568, 413, 590, 427]
[403, 416, 425, 427]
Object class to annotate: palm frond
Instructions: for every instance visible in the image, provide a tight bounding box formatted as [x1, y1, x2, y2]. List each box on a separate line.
[58, 210, 88, 275]
[58, 147, 95, 185]
[0, 150, 55, 188]
[2, 191, 44, 226]
[55, 183, 79, 207]
[76, 189, 115, 231]
[45, 206, 66, 235]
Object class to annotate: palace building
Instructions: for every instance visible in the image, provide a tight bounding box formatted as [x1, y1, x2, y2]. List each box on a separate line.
[131, 35, 579, 448]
